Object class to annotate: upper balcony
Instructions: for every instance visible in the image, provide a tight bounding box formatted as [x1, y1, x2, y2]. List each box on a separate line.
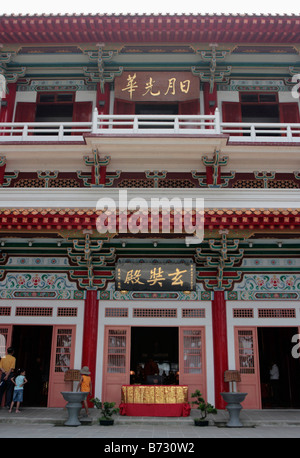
[1, 108, 300, 144]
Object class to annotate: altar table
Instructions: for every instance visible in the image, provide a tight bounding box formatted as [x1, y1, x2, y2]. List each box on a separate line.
[119, 385, 191, 417]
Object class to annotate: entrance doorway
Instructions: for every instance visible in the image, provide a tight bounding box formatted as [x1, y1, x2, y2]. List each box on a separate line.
[102, 325, 206, 405]
[12, 326, 53, 407]
[258, 327, 300, 408]
[130, 327, 179, 385]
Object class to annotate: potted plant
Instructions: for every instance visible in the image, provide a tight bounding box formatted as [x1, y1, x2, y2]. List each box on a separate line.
[191, 390, 217, 426]
[91, 397, 119, 425]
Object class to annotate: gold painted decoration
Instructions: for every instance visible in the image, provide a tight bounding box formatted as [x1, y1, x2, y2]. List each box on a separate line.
[121, 385, 188, 404]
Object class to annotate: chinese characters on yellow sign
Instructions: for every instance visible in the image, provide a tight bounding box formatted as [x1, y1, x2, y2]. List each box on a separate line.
[116, 260, 195, 291]
[115, 72, 199, 102]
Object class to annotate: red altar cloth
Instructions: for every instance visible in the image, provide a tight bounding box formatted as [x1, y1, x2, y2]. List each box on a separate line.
[119, 402, 191, 417]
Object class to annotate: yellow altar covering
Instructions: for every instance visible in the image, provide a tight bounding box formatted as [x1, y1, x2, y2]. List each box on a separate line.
[121, 385, 189, 404]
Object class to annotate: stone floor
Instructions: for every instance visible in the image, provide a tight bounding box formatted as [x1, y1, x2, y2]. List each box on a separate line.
[1, 405, 300, 428]
[1, 408, 300, 439]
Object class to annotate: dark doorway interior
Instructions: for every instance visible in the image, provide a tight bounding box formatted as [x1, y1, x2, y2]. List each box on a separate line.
[241, 104, 280, 136]
[135, 103, 178, 115]
[130, 327, 178, 385]
[12, 326, 53, 407]
[258, 327, 300, 408]
[135, 103, 178, 129]
[35, 103, 73, 123]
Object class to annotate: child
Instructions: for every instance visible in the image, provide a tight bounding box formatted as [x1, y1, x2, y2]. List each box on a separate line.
[9, 368, 27, 413]
[77, 366, 92, 417]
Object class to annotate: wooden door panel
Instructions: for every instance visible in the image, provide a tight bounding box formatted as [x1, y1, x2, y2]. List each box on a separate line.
[0, 326, 13, 406]
[222, 101, 242, 136]
[102, 326, 130, 405]
[179, 327, 206, 403]
[279, 102, 300, 124]
[14, 102, 37, 136]
[72, 101, 92, 135]
[48, 326, 76, 407]
[14, 102, 37, 123]
[0, 325, 13, 358]
[178, 99, 200, 115]
[279, 102, 300, 137]
[234, 327, 261, 409]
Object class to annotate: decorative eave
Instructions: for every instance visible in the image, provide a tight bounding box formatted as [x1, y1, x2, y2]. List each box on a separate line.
[0, 14, 300, 44]
[0, 208, 299, 232]
[0, 189, 299, 232]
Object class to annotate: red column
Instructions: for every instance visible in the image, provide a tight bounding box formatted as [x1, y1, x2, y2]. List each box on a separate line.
[212, 290, 229, 409]
[0, 161, 6, 185]
[96, 82, 110, 116]
[82, 289, 99, 400]
[203, 82, 221, 185]
[206, 165, 221, 186]
[0, 82, 17, 123]
[203, 82, 218, 116]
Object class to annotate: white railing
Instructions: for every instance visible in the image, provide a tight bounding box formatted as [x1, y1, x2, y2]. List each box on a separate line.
[221, 121, 300, 142]
[93, 111, 221, 134]
[0, 121, 92, 141]
[0, 108, 300, 143]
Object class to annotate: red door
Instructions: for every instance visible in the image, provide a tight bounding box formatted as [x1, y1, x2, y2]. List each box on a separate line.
[178, 99, 200, 130]
[178, 99, 200, 115]
[234, 327, 261, 409]
[113, 99, 135, 129]
[114, 99, 135, 114]
[222, 101, 242, 136]
[279, 102, 300, 138]
[102, 326, 130, 405]
[14, 102, 37, 123]
[72, 101, 92, 134]
[48, 326, 76, 407]
[179, 327, 206, 403]
[279, 102, 300, 124]
[14, 102, 37, 136]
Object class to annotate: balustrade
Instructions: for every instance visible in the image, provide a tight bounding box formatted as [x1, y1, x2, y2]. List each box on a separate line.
[0, 108, 299, 143]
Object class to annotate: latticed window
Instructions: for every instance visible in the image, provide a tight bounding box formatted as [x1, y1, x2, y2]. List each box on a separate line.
[16, 307, 53, 316]
[233, 308, 254, 318]
[258, 308, 296, 318]
[182, 308, 205, 318]
[238, 330, 255, 374]
[183, 330, 202, 374]
[0, 328, 8, 358]
[133, 308, 177, 318]
[55, 329, 72, 373]
[105, 308, 128, 317]
[57, 307, 78, 317]
[107, 330, 126, 374]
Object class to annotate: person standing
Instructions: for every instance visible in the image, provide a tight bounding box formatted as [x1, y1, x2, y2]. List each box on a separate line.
[0, 347, 16, 408]
[269, 362, 280, 406]
[77, 366, 92, 417]
[9, 369, 28, 413]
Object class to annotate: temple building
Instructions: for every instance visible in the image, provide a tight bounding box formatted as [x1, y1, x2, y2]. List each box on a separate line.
[0, 13, 300, 412]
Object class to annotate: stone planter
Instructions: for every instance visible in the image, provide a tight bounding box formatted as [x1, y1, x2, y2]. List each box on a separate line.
[194, 419, 209, 426]
[99, 418, 114, 426]
[61, 391, 88, 426]
[220, 392, 247, 427]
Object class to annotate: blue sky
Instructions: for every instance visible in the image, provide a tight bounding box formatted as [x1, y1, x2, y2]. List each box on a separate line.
[0, 0, 299, 15]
